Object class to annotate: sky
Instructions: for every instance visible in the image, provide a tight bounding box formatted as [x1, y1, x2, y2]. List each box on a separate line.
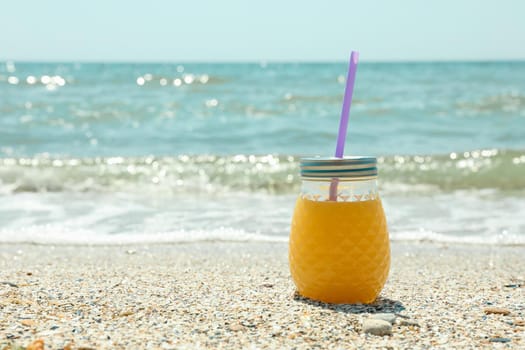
[1, 0, 525, 62]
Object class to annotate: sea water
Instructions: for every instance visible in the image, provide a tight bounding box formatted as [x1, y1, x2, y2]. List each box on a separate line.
[1, 61, 524, 244]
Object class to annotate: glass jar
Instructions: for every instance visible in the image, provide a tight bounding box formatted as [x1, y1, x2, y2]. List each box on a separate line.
[289, 156, 390, 304]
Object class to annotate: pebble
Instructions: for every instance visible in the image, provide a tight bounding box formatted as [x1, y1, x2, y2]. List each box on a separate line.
[119, 310, 134, 317]
[362, 319, 392, 336]
[483, 307, 511, 315]
[229, 323, 243, 331]
[514, 319, 525, 326]
[371, 313, 396, 324]
[398, 319, 421, 328]
[0, 281, 19, 288]
[21, 320, 36, 327]
[489, 337, 511, 343]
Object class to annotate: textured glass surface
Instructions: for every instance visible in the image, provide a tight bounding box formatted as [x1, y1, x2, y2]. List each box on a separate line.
[301, 178, 378, 202]
[290, 177, 390, 304]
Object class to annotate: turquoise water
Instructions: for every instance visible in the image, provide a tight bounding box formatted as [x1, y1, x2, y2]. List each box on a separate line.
[1, 61, 524, 244]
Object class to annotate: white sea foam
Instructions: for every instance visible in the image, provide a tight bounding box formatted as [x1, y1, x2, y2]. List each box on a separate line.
[390, 229, 525, 245]
[0, 191, 523, 246]
[1, 226, 523, 246]
[0, 226, 286, 245]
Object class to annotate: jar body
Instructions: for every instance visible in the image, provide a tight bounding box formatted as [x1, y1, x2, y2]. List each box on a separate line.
[289, 178, 390, 304]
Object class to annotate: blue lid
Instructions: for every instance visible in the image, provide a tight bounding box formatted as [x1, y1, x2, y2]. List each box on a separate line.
[300, 156, 377, 178]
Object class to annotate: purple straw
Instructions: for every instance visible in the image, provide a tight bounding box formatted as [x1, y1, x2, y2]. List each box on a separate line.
[335, 51, 359, 158]
[329, 51, 359, 201]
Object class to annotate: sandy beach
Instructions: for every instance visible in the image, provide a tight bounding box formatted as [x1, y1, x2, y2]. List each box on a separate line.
[0, 242, 523, 349]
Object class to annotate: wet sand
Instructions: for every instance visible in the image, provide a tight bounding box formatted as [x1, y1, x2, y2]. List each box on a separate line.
[0, 242, 524, 349]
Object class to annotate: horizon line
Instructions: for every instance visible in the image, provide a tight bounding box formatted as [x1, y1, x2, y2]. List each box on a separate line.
[2, 58, 525, 65]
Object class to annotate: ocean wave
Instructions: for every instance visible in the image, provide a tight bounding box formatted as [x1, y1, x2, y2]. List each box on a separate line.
[0, 154, 298, 194]
[1, 149, 524, 194]
[456, 92, 525, 114]
[378, 149, 525, 192]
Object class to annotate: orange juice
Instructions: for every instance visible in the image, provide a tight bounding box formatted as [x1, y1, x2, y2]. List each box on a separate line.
[289, 195, 390, 304]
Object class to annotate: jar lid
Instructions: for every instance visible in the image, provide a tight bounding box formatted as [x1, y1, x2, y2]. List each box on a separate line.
[300, 156, 377, 178]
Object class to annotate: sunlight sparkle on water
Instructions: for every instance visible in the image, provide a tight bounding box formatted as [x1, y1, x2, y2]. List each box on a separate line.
[199, 74, 209, 84]
[26, 76, 37, 84]
[7, 76, 19, 84]
[205, 99, 219, 108]
[183, 74, 195, 84]
[53, 76, 66, 86]
[41, 75, 51, 84]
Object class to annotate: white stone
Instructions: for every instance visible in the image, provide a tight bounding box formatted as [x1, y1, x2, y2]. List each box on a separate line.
[363, 319, 392, 336]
